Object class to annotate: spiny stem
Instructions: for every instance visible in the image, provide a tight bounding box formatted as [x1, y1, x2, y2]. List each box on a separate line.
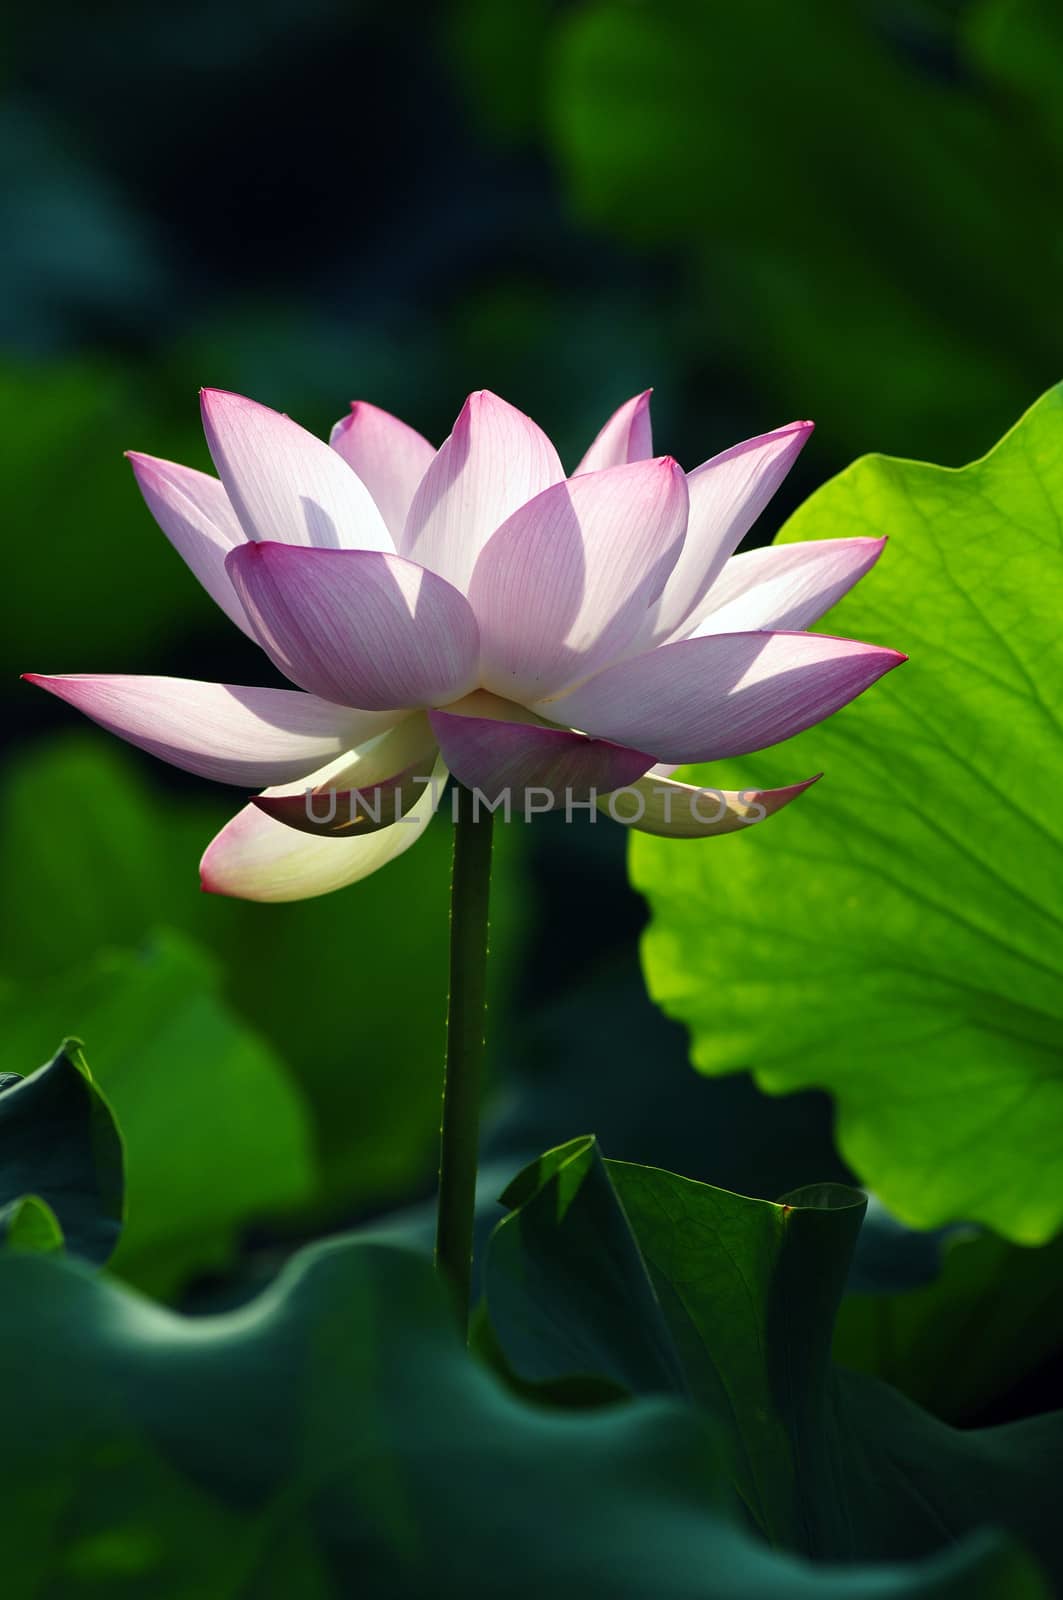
[435, 784, 494, 1338]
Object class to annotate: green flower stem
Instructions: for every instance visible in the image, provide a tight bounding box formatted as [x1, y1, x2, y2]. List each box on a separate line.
[435, 783, 494, 1337]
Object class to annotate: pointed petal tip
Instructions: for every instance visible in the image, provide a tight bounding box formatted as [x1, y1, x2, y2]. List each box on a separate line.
[786, 771, 823, 803]
[459, 387, 534, 420]
[784, 771, 824, 794]
[816, 637, 908, 674]
[199, 386, 255, 417]
[199, 386, 227, 424]
[124, 449, 164, 479]
[787, 630, 906, 668]
[21, 671, 68, 692]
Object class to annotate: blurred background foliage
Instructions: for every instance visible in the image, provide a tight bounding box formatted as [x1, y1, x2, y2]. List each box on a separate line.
[3, 0, 1062, 1393]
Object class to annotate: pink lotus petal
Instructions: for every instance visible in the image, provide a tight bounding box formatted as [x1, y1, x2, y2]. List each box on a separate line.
[539, 630, 906, 764]
[573, 390, 653, 474]
[430, 708, 654, 808]
[201, 755, 447, 902]
[468, 457, 688, 702]
[400, 390, 564, 591]
[690, 537, 887, 636]
[329, 401, 435, 543]
[201, 389, 392, 552]
[127, 453, 254, 638]
[227, 543, 480, 711]
[600, 772, 821, 837]
[22, 674, 395, 786]
[646, 422, 813, 645]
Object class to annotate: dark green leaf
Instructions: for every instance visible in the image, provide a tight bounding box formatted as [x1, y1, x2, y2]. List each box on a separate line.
[486, 1143, 1063, 1581]
[0, 734, 526, 1217]
[0, 937, 315, 1296]
[835, 1225, 1063, 1423]
[549, 1, 1063, 462]
[0, 1237, 1038, 1598]
[0, 1039, 122, 1263]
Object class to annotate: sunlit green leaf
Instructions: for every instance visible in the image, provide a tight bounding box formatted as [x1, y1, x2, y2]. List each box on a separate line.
[634, 386, 1063, 1242]
[0, 1194, 64, 1254]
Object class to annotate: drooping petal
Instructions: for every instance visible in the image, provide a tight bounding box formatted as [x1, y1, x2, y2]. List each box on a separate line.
[126, 453, 254, 638]
[644, 422, 813, 645]
[538, 630, 906, 764]
[400, 390, 564, 591]
[468, 458, 688, 701]
[573, 390, 653, 474]
[254, 763, 432, 838]
[22, 674, 396, 786]
[430, 709, 654, 809]
[688, 537, 887, 636]
[598, 771, 821, 837]
[251, 715, 438, 837]
[226, 543, 480, 711]
[201, 755, 448, 902]
[329, 401, 435, 542]
[200, 389, 393, 552]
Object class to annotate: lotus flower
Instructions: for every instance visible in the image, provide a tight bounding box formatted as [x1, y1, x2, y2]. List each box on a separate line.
[25, 389, 903, 901]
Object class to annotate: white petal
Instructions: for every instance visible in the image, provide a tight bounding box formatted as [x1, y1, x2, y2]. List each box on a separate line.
[251, 715, 438, 837]
[689, 538, 886, 636]
[539, 631, 906, 764]
[201, 389, 393, 552]
[468, 458, 688, 701]
[329, 401, 435, 542]
[23, 674, 396, 786]
[645, 422, 813, 645]
[227, 544, 480, 711]
[400, 390, 564, 591]
[201, 755, 448, 902]
[573, 391, 653, 474]
[599, 772, 820, 837]
[127, 454, 255, 638]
